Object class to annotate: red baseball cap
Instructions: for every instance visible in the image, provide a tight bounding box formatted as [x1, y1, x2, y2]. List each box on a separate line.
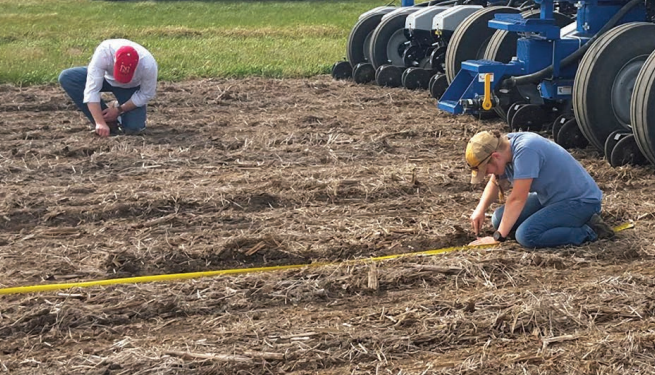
[114, 46, 139, 83]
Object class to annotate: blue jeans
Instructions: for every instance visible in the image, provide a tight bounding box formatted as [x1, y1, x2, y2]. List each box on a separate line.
[491, 193, 600, 248]
[58, 67, 146, 133]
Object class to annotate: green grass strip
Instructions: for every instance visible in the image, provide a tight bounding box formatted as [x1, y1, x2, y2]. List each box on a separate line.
[0, 0, 390, 85]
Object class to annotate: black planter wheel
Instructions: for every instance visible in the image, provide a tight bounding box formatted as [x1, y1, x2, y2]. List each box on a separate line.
[347, 11, 390, 66]
[631, 48, 655, 166]
[353, 63, 375, 84]
[609, 134, 648, 167]
[429, 73, 448, 99]
[376, 64, 403, 87]
[368, 11, 416, 69]
[551, 113, 574, 140]
[556, 118, 589, 150]
[402, 67, 431, 90]
[510, 104, 546, 131]
[604, 130, 632, 161]
[573, 22, 655, 153]
[331, 61, 353, 80]
[505, 101, 526, 128]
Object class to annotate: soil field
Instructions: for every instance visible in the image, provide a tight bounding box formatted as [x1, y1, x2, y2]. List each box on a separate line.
[1, 77, 655, 374]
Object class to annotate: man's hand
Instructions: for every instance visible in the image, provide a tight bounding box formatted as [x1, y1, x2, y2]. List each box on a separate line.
[468, 236, 498, 246]
[102, 106, 120, 122]
[95, 122, 110, 137]
[470, 208, 486, 236]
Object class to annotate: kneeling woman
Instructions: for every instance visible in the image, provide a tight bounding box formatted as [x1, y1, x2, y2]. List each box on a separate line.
[465, 130, 614, 248]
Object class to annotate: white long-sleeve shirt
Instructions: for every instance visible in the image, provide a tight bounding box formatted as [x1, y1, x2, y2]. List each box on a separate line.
[83, 39, 158, 108]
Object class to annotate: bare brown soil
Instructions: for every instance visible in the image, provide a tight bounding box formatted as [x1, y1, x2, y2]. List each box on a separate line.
[0, 77, 654, 374]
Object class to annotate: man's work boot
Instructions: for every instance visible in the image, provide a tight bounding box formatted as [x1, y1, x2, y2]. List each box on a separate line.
[587, 213, 615, 240]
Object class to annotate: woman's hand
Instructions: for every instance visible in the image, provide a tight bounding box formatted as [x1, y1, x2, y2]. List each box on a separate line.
[468, 236, 498, 246]
[470, 208, 486, 236]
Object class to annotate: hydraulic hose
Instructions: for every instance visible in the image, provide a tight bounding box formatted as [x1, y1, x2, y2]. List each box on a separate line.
[503, 0, 644, 88]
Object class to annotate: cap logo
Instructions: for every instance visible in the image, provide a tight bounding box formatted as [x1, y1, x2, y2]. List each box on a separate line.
[114, 46, 139, 84]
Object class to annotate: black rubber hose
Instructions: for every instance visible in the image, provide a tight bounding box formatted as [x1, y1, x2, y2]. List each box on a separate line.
[503, 0, 644, 87]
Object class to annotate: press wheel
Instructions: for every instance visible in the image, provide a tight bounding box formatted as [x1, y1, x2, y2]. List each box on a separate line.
[402, 67, 431, 90]
[556, 118, 589, 149]
[506, 101, 526, 128]
[510, 104, 547, 131]
[604, 130, 631, 161]
[331, 61, 352, 80]
[376, 64, 403, 87]
[609, 134, 648, 166]
[353, 63, 375, 84]
[551, 113, 574, 140]
[429, 73, 448, 99]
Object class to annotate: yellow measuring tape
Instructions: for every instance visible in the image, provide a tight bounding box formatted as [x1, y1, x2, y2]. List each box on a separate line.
[0, 222, 634, 296]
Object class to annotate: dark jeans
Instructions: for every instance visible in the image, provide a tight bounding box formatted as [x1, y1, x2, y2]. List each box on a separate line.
[58, 67, 146, 133]
[492, 193, 600, 248]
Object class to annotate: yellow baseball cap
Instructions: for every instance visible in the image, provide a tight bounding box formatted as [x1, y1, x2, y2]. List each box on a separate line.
[465, 131, 500, 184]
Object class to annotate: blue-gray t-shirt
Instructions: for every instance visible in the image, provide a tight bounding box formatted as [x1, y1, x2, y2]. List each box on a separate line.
[503, 132, 602, 206]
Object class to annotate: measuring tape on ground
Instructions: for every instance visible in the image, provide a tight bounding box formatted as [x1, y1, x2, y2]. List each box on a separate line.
[0, 222, 634, 296]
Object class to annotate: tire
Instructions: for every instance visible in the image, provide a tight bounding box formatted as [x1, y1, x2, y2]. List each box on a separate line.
[369, 12, 413, 69]
[631, 49, 655, 165]
[552, 113, 574, 140]
[331, 61, 352, 80]
[353, 63, 376, 84]
[609, 134, 648, 167]
[604, 130, 630, 160]
[483, 10, 572, 62]
[376, 64, 403, 87]
[556, 118, 589, 149]
[573, 22, 655, 152]
[402, 67, 431, 90]
[429, 73, 448, 99]
[347, 12, 388, 66]
[445, 6, 520, 83]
